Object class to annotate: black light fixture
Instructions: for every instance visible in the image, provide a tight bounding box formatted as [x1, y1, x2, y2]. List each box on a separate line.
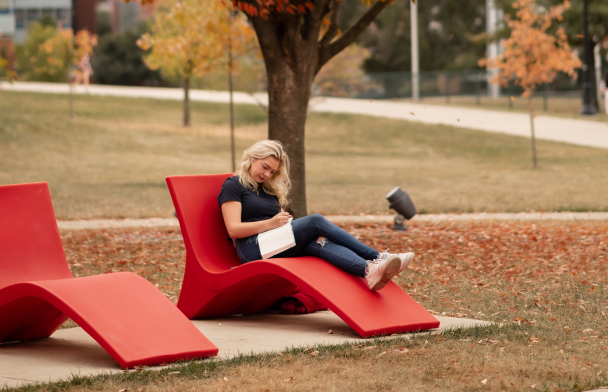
[386, 186, 417, 231]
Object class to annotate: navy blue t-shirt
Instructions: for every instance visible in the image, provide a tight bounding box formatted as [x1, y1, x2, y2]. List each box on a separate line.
[217, 176, 280, 224]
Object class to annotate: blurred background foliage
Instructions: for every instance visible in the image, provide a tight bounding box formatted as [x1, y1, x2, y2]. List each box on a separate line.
[91, 21, 163, 86]
[7, 0, 607, 98]
[15, 15, 68, 82]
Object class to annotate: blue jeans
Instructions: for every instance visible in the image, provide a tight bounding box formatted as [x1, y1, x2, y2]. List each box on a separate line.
[234, 214, 379, 278]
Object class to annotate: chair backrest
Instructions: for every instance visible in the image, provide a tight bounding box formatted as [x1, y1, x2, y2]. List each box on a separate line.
[166, 174, 241, 274]
[0, 182, 73, 289]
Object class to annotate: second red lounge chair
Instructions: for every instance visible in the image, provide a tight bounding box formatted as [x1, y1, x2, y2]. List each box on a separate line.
[0, 182, 218, 368]
[167, 174, 440, 338]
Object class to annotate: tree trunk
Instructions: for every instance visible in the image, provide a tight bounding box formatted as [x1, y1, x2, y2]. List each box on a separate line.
[183, 75, 191, 127]
[528, 95, 538, 169]
[228, 28, 236, 172]
[247, 1, 391, 217]
[266, 60, 314, 218]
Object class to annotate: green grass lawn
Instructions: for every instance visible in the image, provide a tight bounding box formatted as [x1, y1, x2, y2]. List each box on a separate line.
[1, 90, 607, 219]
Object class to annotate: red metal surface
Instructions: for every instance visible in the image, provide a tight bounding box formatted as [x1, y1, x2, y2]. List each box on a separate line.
[0, 182, 218, 368]
[167, 174, 440, 338]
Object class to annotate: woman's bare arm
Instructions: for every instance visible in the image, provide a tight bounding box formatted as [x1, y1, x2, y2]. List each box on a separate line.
[221, 201, 292, 239]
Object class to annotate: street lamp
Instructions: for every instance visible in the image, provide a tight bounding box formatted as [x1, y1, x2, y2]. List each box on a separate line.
[580, 0, 598, 115]
[386, 186, 417, 231]
[411, 0, 419, 100]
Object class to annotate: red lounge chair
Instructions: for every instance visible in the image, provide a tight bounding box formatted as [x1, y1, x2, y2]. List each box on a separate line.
[0, 182, 218, 368]
[167, 174, 439, 338]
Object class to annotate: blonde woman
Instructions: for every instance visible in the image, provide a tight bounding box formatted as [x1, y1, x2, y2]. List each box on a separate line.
[218, 140, 414, 291]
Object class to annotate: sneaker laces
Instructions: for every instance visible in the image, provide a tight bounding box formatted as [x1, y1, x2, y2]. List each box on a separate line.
[368, 249, 391, 265]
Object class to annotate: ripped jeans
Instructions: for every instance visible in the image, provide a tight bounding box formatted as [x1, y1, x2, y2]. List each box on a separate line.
[234, 213, 379, 278]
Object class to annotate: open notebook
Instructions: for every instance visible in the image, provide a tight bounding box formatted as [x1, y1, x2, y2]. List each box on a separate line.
[258, 218, 295, 259]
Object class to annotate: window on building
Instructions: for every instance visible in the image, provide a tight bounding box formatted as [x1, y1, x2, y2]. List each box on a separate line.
[15, 9, 25, 29]
[27, 8, 40, 25]
[57, 8, 71, 28]
[42, 8, 56, 20]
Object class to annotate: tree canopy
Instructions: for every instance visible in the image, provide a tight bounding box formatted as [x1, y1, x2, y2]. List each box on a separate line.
[480, 0, 581, 168]
[138, 0, 255, 80]
[16, 22, 97, 83]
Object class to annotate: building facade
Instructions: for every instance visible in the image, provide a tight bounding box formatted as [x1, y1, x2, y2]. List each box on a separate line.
[12, 0, 72, 43]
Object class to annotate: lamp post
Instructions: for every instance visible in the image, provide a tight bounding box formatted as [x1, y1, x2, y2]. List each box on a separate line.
[580, 0, 597, 115]
[486, 0, 501, 99]
[411, 0, 419, 100]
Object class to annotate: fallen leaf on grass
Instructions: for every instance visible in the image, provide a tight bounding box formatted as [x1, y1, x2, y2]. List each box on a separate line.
[378, 351, 386, 356]
[168, 371, 180, 375]
[582, 329, 595, 334]
[223, 376, 228, 381]
[284, 377, 294, 383]
[481, 379, 487, 385]
[527, 337, 539, 343]
[394, 348, 409, 354]
[310, 350, 319, 357]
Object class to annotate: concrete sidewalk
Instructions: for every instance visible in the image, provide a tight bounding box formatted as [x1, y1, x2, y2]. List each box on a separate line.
[3, 81, 607, 150]
[55, 212, 608, 230]
[0, 312, 489, 388]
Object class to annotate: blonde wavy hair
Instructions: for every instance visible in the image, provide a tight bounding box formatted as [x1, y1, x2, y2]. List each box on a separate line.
[235, 140, 291, 208]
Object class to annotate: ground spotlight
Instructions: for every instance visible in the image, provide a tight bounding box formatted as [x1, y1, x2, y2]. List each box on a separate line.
[386, 186, 417, 231]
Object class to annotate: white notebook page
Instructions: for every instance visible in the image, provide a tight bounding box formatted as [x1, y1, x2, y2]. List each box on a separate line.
[257, 218, 295, 259]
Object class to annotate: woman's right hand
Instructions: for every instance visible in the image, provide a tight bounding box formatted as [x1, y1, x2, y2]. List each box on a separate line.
[270, 211, 292, 229]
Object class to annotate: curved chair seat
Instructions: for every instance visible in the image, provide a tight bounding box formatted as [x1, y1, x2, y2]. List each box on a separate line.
[0, 182, 218, 368]
[167, 174, 439, 338]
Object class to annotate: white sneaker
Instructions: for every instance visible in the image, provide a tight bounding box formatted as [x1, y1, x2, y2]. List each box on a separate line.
[379, 251, 415, 275]
[366, 254, 401, 291]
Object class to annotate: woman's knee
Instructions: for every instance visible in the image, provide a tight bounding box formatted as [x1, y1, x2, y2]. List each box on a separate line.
[308, 213, 327, 225]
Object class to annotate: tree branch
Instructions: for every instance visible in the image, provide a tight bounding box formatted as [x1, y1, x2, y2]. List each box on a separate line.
[249, 15, 284, 68]
[302, 0, 329, 42]
[319, 0, 341, 47]
[316, 0, 390, 73]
